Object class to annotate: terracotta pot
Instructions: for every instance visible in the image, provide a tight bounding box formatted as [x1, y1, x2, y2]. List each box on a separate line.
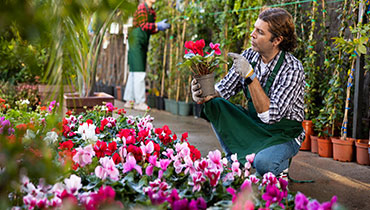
[194, 73, 215, 97]
[300, 120, 313, 151]
[310, 135, 318, 153]
[355, 139, 370, 165]
[331, 137, 355, 162]
[63, 92, 114, 115]
[317, 137, 333, 158]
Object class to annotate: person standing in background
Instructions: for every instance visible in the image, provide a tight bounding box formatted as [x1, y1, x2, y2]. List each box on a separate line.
[124, 0, 170, 111]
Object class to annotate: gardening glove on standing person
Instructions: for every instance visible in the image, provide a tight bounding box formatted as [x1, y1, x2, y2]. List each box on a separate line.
[228, 52, 255, 81]
[157, 19, 171, 31]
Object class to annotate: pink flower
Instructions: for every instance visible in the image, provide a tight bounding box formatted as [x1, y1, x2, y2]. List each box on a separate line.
[140, 141, 154, 156]
[95, 157, 120, 181]
[245, 153, 255, 163]
[227, 187, 237, 203]
[73, 145, 95, 167]
[122, 154, 142, 175]
[204, 169, 221, 187]
[208, 150, 222, 169]
[210, 42, 221, 55]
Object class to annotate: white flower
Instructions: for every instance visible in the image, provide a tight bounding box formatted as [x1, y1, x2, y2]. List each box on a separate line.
[20, 99, 30, 105]
[64, 174, 82, 195]
[43, 131, 59, 144]
[77, 122, 98, 142]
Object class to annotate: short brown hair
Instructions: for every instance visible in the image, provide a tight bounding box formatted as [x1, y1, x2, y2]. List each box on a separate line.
[258, 7, 297, 52]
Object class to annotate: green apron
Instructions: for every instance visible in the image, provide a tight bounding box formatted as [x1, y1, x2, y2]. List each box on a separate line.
[128, 3, 154, 72]
[203, 51, 303, 163]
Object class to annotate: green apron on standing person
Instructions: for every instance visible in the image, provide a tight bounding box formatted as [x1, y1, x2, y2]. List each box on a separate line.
[128, 3, 154, 73]
[203, 51, 303, 164]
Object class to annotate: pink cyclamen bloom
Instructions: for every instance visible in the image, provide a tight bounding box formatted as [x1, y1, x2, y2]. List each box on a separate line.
[73, 145, 95, 167]
[226, 187, 237, 203]
[191, 171, 206, 192]
[140, 141, 154, 156]
[159, 158, 171, 171]
[207, 150, 222, 169]
[209, 42, 221, 55]
[232, 161, 241, 177]
[204, 169, 221, 187]
[262, 172, 277, 186]
[249, 175, 260, 184]
[122, 154, 142, 175]
[95, 157, 120, 181]
[64, 174, 82, 194]
[245, 153, 255, 163]
[241, 179, 252, 191]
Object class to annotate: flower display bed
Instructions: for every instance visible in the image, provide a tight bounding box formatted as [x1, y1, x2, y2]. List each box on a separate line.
[0, 99, 339, 209]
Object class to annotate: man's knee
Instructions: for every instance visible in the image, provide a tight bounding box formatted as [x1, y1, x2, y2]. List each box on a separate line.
[254, 154, 279, 176]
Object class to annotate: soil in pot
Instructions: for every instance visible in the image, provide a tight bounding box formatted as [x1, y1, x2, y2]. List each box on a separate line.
[310, 135, 318, 153]
[300, 120, 312, 151]
[355, 139, 370, 165]
[317, 137, 333, 158]
[331, 137, 355, 162]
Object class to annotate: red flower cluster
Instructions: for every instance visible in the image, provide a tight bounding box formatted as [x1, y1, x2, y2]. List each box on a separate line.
[94, 140, 118, 159]
[185, 39, 205, 56]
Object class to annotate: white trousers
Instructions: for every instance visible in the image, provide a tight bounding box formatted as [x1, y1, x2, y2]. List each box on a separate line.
[123, 72, 146, 104]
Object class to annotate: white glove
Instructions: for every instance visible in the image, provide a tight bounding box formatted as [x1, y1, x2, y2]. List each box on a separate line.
[191, 79, 204, 103]
[228, 52, 254, 78]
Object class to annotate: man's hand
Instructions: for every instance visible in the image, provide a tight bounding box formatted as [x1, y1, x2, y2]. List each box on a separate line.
[191, 79, 216, 104]
[157, 19, 171, 31]
[228, 52, 254, 78]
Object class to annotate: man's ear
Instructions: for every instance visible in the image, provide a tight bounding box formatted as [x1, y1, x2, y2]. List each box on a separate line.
[273, 36, 283, 47]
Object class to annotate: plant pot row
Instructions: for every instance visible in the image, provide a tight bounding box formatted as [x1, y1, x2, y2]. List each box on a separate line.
[147, 95, 203, 118]
[301, 120, 370, 165]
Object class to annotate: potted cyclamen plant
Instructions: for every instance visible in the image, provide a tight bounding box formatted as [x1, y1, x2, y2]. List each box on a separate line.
[178, 39, 227, 98]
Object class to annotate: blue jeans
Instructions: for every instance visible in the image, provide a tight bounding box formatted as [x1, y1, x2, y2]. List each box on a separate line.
[211, 124, 300, 176]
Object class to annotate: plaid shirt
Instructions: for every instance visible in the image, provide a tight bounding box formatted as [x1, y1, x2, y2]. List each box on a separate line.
[133, 3, 157, 34]
[215, 48, 305, 144]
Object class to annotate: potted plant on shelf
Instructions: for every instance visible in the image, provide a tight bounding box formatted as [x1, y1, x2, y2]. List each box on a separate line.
[44, 0, 135, 114]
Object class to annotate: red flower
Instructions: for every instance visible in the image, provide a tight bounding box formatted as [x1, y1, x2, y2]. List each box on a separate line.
[59, 140, 74, 150]
[181, 132, 188, 142]
[94, 141, 107, 158]
[100, 118, 109, 131]
[112, 152, 122, 164]
[117, 108, 126, 115]
[106, 141, 117, 156]
[65, 110, 72, 116]
[86, 119, 93, 125]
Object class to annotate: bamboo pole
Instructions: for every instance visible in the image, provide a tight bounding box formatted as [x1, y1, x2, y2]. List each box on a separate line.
[160, 31, 169, 97]
[341, 0, 365, 140]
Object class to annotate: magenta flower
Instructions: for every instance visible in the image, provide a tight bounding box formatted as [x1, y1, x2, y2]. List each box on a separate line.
[262, 184, 285, 208]
[122, 154, 142, 175]
[294, 192, 309, 210]
[172, 198, 189, 210]
[204, 169, 221, 187]
[210, 42, 221, 55]
[207, 150, 222, 169]
[167, 189, 180, 205]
